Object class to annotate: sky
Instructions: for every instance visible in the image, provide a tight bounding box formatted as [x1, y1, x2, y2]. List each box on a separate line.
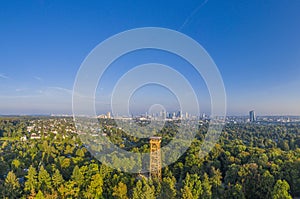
[0, 0, 300, 116]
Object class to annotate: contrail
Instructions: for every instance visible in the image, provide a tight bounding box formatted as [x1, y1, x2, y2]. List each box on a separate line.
[179, 0, 209, 31]
[0, 73, 9, 79]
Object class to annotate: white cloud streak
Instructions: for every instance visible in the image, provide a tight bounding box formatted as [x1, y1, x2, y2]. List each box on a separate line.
[0, 73, 9, 79]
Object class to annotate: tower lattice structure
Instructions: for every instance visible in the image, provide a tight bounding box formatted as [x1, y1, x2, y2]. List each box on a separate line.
[149, 137, 162, 181]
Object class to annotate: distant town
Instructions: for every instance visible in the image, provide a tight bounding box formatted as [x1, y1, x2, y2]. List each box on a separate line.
[56, 110, 300, 124]
[2, 110, 300, 124]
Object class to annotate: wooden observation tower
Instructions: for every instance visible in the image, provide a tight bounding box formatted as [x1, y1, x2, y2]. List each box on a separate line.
[149, 136, 162, 181]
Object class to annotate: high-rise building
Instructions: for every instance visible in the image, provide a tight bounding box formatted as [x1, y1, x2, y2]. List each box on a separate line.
[176, 111, 182, 118]
[249, 110, 256, 122]
[161, 110, 166, 119]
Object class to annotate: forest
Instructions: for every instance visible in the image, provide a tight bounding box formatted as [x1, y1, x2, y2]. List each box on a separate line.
[0, 116, 299, 199]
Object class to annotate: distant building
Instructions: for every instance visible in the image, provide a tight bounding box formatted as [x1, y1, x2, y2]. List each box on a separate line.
[176, 111, 182, 118]
[30, 133, 41, 139]
[97, 114, 106, 119]
[27, 126, 34, 132]
[249, 110, 256, 122]
[107, 112, 111, 119]
[20, 135, 27, 141]
[172, 112, 176, 119]
[160, 110, 166, 119]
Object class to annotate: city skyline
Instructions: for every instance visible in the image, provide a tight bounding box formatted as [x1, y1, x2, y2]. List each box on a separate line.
[1, 1, 300, 116]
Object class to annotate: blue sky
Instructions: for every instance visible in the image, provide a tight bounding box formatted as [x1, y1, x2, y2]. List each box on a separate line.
[0, 0, 300, 115]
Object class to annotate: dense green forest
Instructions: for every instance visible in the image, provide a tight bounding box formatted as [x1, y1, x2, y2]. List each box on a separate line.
[0, 117, 299, 199]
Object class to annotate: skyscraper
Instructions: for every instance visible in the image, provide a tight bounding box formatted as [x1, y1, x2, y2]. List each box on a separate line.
[107, 112, 111, 119]
[249, 110, 256, 122]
